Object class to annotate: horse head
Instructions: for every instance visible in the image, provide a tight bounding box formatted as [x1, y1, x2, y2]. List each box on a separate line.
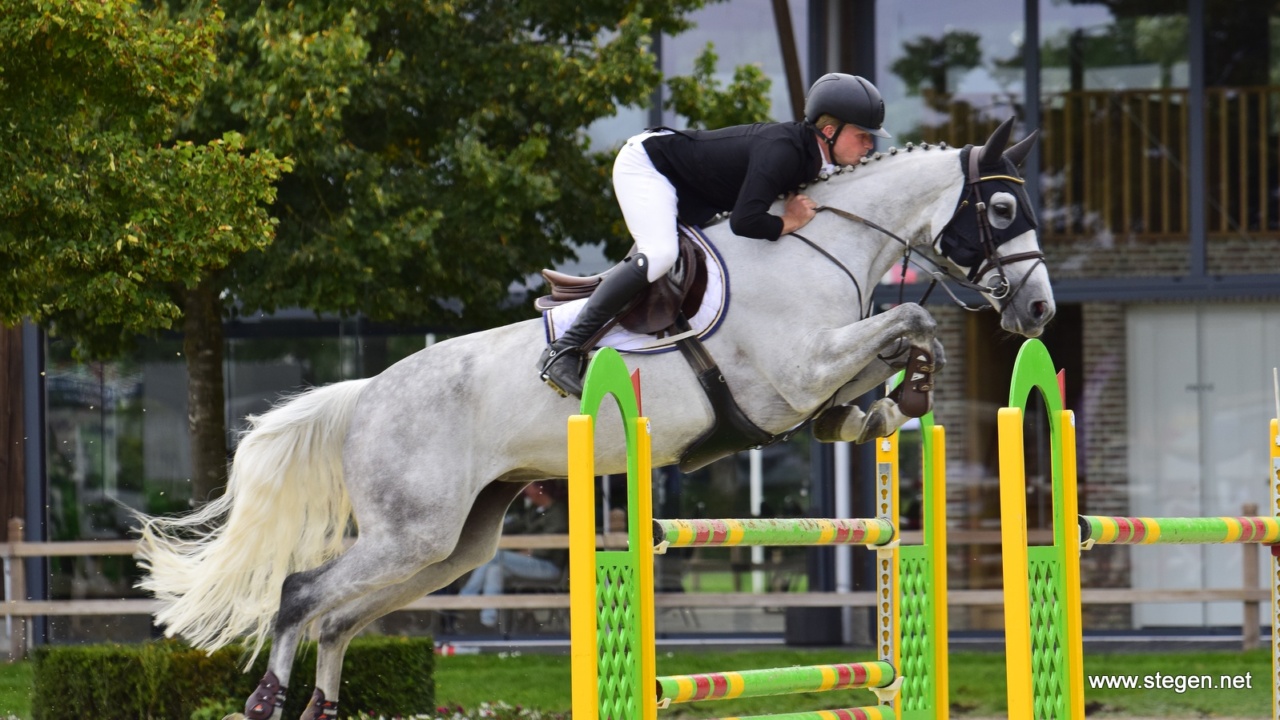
[932, 117, 1055, 337]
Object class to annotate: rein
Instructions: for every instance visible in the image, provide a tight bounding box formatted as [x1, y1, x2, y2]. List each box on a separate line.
[800, 204, 1001, 313]
[794, 150, 1047, 314]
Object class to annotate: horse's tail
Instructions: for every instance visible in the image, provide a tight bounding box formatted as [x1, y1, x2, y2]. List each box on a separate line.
[135, 378, 371, 661]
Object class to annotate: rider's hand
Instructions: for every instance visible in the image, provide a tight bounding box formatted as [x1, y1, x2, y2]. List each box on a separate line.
[780, 193, 818, 236]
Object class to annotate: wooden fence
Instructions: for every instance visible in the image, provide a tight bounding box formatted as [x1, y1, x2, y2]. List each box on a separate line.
[2, 518, 1270, 660]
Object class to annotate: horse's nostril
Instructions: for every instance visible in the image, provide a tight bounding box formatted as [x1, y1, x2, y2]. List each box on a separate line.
[1032, 300, 1048, 319]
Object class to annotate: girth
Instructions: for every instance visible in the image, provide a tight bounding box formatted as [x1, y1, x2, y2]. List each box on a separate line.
[671, 314, 776, 472]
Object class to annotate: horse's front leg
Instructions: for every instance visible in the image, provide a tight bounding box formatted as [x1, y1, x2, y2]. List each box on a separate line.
[824, 335, 947, 408]
[783, 303, 942, 443]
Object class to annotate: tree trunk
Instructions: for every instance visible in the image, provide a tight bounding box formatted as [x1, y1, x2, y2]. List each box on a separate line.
[183, 278, 228, 504]
[0, 326, 24, 524]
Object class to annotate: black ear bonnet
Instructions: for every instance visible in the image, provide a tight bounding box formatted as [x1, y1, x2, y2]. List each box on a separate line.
[937, 145, 1039, 269]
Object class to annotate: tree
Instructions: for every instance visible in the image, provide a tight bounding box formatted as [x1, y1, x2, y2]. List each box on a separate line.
[4, 0, 772, 504]
[0, 0, 290, 499]
[666, 43, 771, 131]
[889, 30, 982, 105]
[175, 0, 769, 498]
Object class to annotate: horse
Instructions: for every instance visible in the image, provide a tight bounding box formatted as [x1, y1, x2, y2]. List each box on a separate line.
[134, 118, 1055, 720]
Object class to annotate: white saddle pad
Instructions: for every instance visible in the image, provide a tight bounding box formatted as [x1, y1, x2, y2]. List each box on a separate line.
[541, 228, 728, 355]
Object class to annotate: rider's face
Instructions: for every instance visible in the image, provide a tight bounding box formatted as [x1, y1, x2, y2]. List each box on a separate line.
[831, 127, 875, 165]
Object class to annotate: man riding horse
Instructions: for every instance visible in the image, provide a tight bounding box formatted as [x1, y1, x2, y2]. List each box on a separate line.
[538, 73, 891, 397]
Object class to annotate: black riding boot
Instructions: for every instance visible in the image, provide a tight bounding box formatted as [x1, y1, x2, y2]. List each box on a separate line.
[538, 254, 652, 397]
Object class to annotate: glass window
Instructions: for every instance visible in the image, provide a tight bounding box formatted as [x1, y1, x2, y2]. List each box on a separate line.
[1205, 1, 1280, 275]
[877, 0, 1036, 632]
[1039, 3, 1190, 277]
[41, 325, 438, 643]
[660, 0, 810, 125]
[877, 0, 1026, 147]
[874, 0, 1027, 292]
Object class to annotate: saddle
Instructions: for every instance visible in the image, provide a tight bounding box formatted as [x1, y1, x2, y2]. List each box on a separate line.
[535, 227, 709, 336]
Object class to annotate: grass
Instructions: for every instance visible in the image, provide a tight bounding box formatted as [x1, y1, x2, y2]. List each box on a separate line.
[0, 662, 30, 719]
[1, 646, 1272, 718]
[432, 647, 1276, 719]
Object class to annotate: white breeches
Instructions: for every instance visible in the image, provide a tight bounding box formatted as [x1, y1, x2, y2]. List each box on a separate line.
[613, 131, 680, 282]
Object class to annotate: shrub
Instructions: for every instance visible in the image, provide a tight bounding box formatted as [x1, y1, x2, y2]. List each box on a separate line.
[31, 635, 434, 720]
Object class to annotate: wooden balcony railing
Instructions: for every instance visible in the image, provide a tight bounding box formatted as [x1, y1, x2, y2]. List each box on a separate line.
[916, 86, 1280, 240]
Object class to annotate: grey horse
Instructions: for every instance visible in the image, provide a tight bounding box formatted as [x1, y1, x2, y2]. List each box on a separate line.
[135, 119, 1054, 720]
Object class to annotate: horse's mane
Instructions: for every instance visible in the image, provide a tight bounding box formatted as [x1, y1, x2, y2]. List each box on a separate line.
[701, 141, 961, 230]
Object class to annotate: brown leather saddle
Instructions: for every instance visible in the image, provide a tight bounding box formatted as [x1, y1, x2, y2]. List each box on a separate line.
[535, 226, 709, 338]
[535, 226, 772, 472]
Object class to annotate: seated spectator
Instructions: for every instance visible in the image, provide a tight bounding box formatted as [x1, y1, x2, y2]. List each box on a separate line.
[458, 481, 568, 627]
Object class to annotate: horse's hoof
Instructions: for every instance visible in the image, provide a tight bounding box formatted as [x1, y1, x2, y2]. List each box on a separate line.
[854, 398, 895, 444]
[813, 405, 853, 443]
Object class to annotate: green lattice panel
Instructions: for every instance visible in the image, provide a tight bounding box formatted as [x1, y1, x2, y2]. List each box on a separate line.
[898, 547, 935, 718]
[1027, 548, 1069, 720]
[596, 550, 640, 720]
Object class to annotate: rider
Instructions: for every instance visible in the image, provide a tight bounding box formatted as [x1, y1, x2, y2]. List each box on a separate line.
[538, 73, 892, 397]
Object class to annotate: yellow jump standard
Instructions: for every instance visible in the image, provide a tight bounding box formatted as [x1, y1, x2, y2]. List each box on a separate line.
[999, 338, 1280, 720]
[568, 349, 952, 720]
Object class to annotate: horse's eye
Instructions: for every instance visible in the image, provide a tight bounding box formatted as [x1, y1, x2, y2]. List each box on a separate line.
[988, 191, 1017, 229]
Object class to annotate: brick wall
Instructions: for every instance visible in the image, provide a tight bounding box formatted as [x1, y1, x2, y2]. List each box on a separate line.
[1079, 302, 1128, 516]
[1042, 233, 1280, 278]
[1078, 302, 1133, 627]
[927, 304, 969, 471]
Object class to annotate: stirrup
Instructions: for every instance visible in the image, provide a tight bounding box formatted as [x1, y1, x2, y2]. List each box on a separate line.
[538, 345, 586, 397]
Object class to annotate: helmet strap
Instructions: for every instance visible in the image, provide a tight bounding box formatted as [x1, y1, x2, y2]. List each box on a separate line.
[822, 122, 846, 163]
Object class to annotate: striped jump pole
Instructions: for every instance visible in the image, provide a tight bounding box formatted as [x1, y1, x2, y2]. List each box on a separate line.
[654, 517, 896, 550]
[1080, 515, 1280, 546]
[703, 708, 895, 720]
[656, 661, 898, 706]
[1271, 418, 1280, 720]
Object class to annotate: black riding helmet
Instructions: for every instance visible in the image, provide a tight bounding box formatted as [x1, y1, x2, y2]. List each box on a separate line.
[804, 73, 892, 139]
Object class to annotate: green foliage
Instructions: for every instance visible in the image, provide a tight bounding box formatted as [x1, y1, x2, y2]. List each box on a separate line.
[31, 636, 435, 720]
[1035, 16, 1188, 80]
[191, 0, 763, 329]
[666, 43, 772, 130]
[1, 0, 772, 349]
[890, 30, 983, 97]
[0, 0, 290, 357]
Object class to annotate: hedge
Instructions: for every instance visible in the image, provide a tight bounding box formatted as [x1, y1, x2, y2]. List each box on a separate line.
[32, 635, 435, 720]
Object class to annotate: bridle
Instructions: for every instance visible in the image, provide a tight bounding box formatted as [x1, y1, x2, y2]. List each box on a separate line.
[949, 143, 1047, 299]
[792, 144, 1046, 316]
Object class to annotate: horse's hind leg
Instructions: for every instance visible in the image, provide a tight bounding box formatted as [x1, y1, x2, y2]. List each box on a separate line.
[296, 481, 528, 720]
[238, 497, 482, 720]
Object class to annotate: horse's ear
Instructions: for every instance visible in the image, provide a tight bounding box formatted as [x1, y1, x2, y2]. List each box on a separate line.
[1005, 129, 1040, 167]
[978, 117, 1016, 166]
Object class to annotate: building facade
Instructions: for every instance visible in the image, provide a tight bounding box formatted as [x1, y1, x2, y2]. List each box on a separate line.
[11, 0, 1280, 643]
